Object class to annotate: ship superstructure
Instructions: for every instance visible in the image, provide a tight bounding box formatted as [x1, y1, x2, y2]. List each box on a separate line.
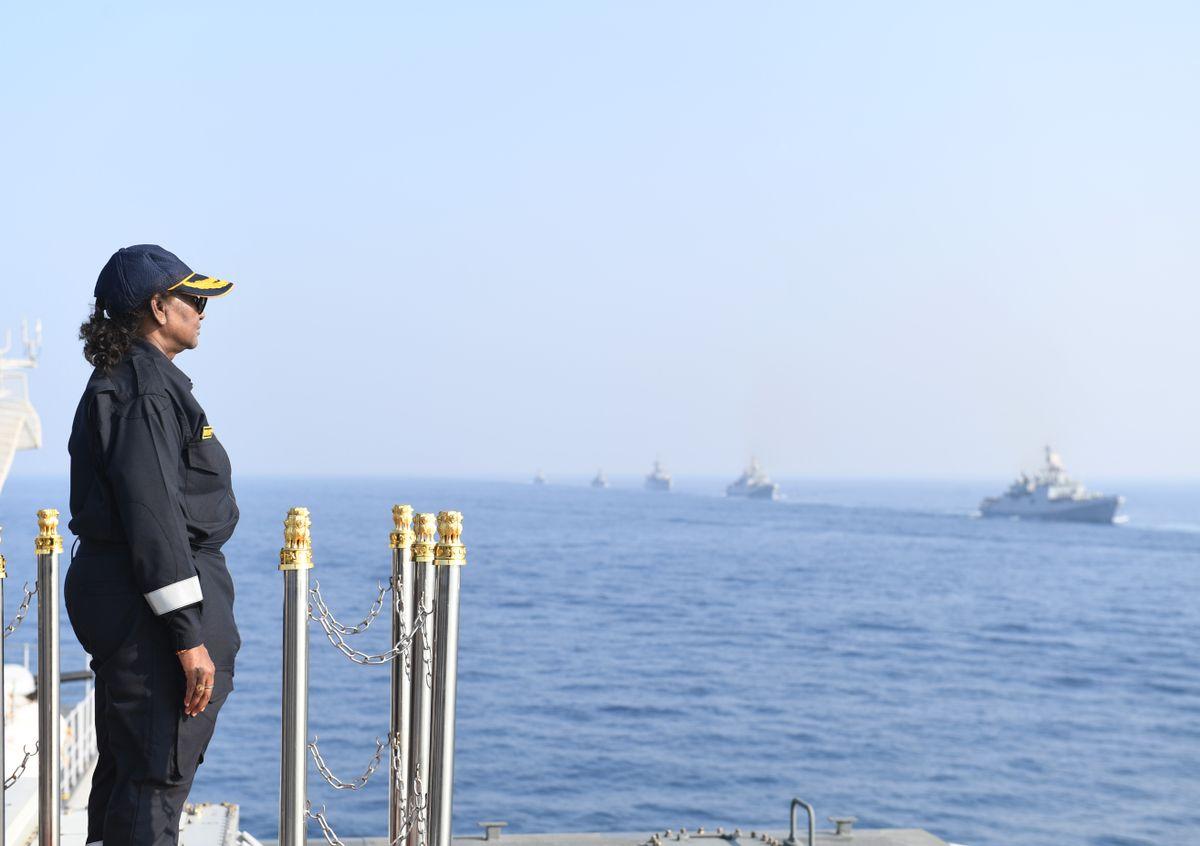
[0, 321, 42, 494]
[591, 469, 609, 489]
[725, 457, 780, 500]
[979, 446, 1122, 524]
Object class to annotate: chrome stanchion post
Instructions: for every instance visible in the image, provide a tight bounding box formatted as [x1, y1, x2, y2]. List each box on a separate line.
[0, 524, 7, 846]
[427, 511, 467, 846]
[389, 505, 415, 843]
[406, 513, 438, 846]
[35, 509, 62, 846]
[279, 508, 314, 846]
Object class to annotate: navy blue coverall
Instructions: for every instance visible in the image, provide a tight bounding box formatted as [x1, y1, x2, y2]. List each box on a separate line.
[66, 338, 241, 846]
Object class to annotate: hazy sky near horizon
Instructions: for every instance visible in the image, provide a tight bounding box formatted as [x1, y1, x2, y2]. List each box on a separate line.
[2, 2, 1198, 480]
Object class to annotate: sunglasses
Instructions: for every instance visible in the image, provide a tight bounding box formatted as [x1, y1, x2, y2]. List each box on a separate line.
[172, 292, 207, 314]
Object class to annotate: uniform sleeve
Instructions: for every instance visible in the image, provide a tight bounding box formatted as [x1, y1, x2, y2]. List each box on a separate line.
[103, 393, 204, 652]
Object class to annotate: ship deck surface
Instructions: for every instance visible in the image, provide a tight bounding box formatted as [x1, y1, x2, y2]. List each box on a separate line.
[11, 763, 239, 846]
[25, 763, 950, 846]
[258, 829, 949, 846]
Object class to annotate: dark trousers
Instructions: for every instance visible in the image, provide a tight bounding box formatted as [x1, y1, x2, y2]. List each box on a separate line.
[65, 546, 237, 846]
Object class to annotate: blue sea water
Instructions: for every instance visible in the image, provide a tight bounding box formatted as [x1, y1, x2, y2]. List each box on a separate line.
[1, 476, 1197, 846]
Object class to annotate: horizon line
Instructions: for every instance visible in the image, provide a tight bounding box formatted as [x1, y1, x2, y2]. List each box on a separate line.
[7, 472, 1200, 484]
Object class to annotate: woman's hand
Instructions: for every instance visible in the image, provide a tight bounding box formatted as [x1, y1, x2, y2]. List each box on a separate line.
[176, 644, 216, 716]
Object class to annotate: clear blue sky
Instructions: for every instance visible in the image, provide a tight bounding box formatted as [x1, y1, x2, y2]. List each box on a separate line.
[2, 2, 1197, 479]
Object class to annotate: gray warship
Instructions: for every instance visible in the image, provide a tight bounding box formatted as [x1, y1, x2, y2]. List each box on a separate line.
[725, 457, 779, 500]
[644, 460, 672, 492]
[979, 446, 1123, 524]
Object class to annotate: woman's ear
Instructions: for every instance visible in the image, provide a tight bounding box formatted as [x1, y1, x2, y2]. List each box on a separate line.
[150, 294, 169, 326]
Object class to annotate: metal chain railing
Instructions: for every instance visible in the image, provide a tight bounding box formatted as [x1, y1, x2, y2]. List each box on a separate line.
[3, 581, 37, 638]
[304, 570, 428, 840]
[402, 795, 425, 845]
[285, 507, 465, 846]
[308, 578, 389, 636]
[307, 798, 423, 846]
[308, 734, 387, 791]
[413, 577, 434, 688]
[306, 802, 348, 846]
[394, 774, 425, 846]
[306, 734, 424, 846]
[397, 585, 416, 677]
[308, 580, 430, 665]
[4, 742, 38, 788]
[393, 739, 427, 844]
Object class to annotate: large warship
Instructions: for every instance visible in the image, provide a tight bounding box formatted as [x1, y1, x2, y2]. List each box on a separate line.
[979, 446, 1123, 524]
[725, 457, 780, 500]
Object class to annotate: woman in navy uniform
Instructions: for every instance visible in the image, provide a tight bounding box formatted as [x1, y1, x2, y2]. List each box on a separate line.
[66, 245, 240, 846]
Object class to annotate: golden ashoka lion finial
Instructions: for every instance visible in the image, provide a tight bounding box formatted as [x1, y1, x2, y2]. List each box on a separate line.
[436, 511, 462, 545]
[37, 508, 59, 535]
[283, 507, 312, 549]
[279, 506, 314, 570]
[412, 512, 438, 563]
[434, 510, 466, 566]
[0, 524, 6, 579]
[35, 508, 64, 555]
[390, 504, 415, 550]
[414, 512, 437, 543]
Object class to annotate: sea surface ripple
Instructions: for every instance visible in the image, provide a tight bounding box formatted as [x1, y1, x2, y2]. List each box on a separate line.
[1, 477, 1196, 846]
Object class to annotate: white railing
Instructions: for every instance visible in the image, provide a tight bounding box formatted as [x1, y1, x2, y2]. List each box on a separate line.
[61, 682, 98, 798]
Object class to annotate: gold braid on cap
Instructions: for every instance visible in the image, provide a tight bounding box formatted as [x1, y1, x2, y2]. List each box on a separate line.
[279, 507, 314, 570]
[390, 504, 415, 550]
[35, 508, 63, 555]
[434, 511, 466, 566]
[412, 513, 437, 563]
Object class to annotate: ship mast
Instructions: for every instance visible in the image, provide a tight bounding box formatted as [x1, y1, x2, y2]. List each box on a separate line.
[0, 319, 42, 384]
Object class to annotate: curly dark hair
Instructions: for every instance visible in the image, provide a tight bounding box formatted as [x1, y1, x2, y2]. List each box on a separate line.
[79, 298, 154, 372]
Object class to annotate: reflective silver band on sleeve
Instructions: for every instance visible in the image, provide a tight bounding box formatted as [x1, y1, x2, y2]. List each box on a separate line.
[143, 576, 203, 615]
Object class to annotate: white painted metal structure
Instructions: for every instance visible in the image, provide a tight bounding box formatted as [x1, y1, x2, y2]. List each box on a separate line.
[4, 672, 98, 846]
[0, 322, 42, 496]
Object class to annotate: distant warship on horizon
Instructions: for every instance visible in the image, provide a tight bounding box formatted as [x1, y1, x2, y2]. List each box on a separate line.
[979, 446, 1123, 523]
[644, 459, 672, 492]
[725, 456, 780, 500]
[0, 314, 1007, 846]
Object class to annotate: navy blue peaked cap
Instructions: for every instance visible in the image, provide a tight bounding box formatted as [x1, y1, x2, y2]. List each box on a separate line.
[95, 244, 234, 315]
